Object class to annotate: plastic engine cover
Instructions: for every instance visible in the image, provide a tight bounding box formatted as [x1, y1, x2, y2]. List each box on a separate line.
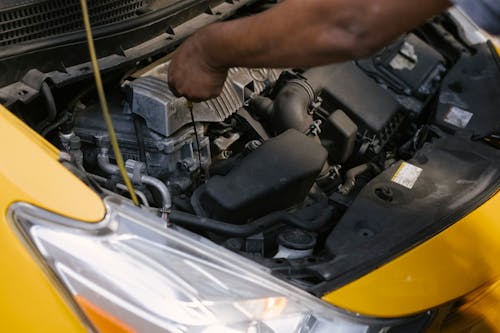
[192, 129, 328, 223]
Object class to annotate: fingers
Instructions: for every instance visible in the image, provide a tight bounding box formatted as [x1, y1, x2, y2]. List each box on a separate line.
[168, 65, 227, 101]
[168, 83, 222, 101]
[167, 36, 228, 102]
[167, 77, 181, 98]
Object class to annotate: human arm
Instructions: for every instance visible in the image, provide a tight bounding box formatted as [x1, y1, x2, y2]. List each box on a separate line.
[168, 0, 451, 101]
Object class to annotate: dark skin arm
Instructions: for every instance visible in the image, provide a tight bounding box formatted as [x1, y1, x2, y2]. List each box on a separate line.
[168, 0, 451, 101]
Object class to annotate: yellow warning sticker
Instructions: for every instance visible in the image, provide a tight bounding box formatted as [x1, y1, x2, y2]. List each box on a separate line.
[391, 162, 423, 189]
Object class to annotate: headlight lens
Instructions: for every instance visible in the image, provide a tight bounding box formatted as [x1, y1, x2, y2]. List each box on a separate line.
[11, 197, 431, 333]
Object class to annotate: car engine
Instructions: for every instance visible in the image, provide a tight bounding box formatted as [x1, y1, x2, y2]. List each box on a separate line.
[66, 31, 444, 259]
[7, 10, 500, 295]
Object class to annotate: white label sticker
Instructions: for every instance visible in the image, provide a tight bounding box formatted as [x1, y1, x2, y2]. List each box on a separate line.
[444, 106, 473, 129]
[391, 162, 423, 189]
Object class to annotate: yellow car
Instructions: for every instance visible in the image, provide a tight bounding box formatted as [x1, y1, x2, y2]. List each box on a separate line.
[0, 1, 499, 332]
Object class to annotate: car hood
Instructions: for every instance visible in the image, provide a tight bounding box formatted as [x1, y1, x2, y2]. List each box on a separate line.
[0, 0, 254, 106]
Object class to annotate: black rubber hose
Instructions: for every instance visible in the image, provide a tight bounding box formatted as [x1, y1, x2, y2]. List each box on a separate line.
[301, 65, 336, 91]
[41, 112, 70, 137]
[38, 82, 58, 133]
[133, 116, 147, 163]
[272, 79, 315, 133]
[169, 207, 335, 237]
[338, 163, 379, 195]
[251, 65, 338, 133]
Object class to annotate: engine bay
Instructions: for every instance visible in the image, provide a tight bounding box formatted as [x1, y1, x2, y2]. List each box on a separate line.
[5, 9, 500, 296]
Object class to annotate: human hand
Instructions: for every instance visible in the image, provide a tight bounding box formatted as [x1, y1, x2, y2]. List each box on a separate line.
[168, 34, 228, 102]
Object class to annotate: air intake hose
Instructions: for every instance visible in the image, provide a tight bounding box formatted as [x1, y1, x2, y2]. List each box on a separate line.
[251, 65, 336, 133]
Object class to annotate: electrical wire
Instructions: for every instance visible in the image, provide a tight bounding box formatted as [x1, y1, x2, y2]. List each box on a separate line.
[79, 0, 139, 206]
[187, 100, 204, 179]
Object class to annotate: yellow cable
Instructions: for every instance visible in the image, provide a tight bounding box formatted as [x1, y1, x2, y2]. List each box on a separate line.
[79, 0, 140, 206]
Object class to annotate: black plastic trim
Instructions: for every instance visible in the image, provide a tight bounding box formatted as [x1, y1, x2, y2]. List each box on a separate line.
[0, 0, 256, 105]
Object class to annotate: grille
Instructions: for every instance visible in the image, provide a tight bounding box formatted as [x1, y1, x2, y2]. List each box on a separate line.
[0, 0, 149, 47]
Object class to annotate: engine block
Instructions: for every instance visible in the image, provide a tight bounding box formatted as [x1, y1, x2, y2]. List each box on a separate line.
[126, 65, 282, 137]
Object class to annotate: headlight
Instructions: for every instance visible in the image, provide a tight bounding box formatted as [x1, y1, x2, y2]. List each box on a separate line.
[11, 197, 431, 333]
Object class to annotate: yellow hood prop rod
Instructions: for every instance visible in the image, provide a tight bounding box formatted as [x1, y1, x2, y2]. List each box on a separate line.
[79, 0, 140, 206]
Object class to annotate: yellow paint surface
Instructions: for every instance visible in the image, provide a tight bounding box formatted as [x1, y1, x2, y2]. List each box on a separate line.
[440, 279, 500, 333]
[0, 105, 105, 332]
[323, 191, 500, 319]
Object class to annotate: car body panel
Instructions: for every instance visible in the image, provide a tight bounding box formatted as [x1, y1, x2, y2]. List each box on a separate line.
[323, 191, 500, 319]
[441, 279, 500, 333]
[0, 104, 105, 222]
[0, 4, 499, 330]
[0, 104, 105, 332]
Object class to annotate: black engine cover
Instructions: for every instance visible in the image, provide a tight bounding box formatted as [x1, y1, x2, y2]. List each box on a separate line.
[192, 129, 328, 223]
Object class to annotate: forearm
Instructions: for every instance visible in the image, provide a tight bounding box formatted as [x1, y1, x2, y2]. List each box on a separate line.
[167, 0, 451, 100]
[195, 0, 451, 69]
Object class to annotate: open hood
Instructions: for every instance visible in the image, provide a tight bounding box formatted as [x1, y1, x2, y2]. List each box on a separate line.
[0, 0, 255, 105]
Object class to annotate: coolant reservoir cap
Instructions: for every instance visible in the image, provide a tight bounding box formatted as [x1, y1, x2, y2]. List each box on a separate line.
[278, 229, 316, 250]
